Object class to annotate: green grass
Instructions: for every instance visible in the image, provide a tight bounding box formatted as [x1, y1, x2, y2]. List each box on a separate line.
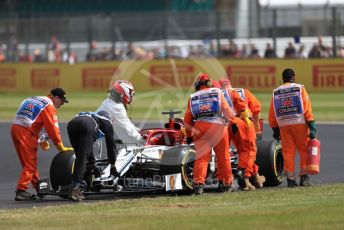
[1, 184, 344, 229]
[1, 91, 344, 122]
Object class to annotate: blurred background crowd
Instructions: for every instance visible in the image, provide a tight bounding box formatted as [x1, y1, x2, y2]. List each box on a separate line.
[0, 0, 344, 64]
[1, 35, 343, 64]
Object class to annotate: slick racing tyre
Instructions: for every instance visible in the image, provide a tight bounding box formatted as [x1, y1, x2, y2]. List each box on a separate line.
[256, 140, 284, 186]
[181, 148, 196, 191]
[50, 150, 75, 191]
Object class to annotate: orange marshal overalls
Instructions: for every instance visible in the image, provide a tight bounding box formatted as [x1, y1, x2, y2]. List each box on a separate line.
[11, 96, 63, 192]
[268, 83, 314, 179]
[223, 88, 259, 178]
[184, 87, 234, 185]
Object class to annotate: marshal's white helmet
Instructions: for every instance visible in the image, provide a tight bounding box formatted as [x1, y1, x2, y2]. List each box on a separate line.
[110, 80, 135, 104]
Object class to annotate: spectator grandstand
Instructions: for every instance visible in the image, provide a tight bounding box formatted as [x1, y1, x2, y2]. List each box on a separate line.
[0, 0, 343, 62]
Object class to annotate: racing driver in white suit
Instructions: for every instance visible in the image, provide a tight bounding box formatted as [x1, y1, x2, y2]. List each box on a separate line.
[97, 80, 145, 146]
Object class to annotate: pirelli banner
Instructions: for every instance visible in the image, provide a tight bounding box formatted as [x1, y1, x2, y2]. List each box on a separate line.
[0, 59, 343, 93]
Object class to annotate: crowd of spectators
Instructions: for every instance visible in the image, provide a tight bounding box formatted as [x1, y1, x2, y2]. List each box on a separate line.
[0, 36, 78, 64]
[0, 36, 343, 64]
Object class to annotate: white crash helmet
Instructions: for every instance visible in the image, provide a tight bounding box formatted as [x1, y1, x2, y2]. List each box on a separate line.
[110, 80, 135, 104]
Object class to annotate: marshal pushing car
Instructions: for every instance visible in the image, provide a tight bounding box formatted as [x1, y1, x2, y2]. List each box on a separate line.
[38, 110, 284, 197]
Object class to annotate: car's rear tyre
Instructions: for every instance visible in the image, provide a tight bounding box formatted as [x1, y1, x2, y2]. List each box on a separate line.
[256, 140, 284, 186]
[181, 148, 195, 191]
[50, 150, 75, 191]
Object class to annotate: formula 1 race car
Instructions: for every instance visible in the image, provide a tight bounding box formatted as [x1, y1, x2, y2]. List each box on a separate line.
[38, 110, 284, 197]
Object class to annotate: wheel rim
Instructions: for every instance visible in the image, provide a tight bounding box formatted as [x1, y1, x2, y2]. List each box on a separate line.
[181, 149, 195, 190]
[274, 144, 284, 180]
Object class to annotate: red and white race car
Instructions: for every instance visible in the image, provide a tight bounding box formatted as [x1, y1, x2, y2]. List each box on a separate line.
[38, 110, 284, 197]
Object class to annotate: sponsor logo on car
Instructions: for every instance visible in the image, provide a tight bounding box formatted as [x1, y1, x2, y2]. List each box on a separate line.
[169, 175, 175, 190]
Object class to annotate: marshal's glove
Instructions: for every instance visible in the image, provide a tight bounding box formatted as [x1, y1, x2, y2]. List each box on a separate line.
[272, 127, 280, 141]
[56, 143, 74, 152]
[186, 136, 194, 145]
[308, 120, 317, 139]
[240, 109, 252, 129]
[39, 141, 50, 151]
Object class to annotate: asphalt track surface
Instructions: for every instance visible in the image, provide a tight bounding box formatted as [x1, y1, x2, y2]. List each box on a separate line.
[0, 122, 343, 209]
